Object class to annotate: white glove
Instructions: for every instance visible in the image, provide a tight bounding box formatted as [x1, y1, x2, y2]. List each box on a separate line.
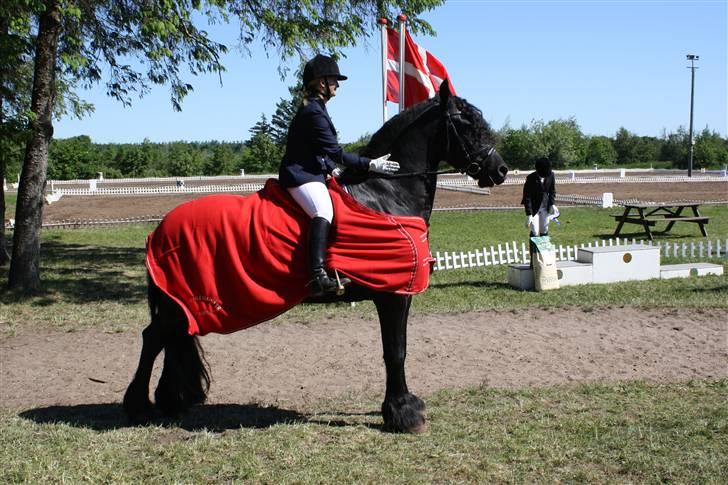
[547, 205, 561, 225]
[331, 167, 342, 178]
[369, 154, 400, 174]
[525, 215, 534, 228]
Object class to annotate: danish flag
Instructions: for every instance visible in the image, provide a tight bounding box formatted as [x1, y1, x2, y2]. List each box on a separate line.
[386, 28, 457, 108]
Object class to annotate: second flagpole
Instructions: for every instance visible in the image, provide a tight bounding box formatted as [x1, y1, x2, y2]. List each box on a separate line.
[378, 17, 388, 125]
[397, 14, 407, 113]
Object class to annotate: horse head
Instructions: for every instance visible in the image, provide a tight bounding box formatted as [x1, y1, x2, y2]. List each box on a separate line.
[347, 85, 508, 219]
[437, 80, 509, 188]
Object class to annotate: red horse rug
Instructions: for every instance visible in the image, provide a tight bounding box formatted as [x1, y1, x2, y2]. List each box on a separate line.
[146, 179, 434, 336]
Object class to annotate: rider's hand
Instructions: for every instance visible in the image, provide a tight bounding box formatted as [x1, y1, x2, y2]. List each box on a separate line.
[369, 154, 400, 174]
[525, 215, 534, 229]
[331, 167, 343, 178]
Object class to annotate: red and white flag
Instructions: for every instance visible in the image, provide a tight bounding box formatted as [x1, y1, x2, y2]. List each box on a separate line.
[386, 28, 456, 109]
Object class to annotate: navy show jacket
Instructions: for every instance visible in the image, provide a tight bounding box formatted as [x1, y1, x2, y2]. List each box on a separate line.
[521, 170, 556, 216]
[278, 98, 371, 188]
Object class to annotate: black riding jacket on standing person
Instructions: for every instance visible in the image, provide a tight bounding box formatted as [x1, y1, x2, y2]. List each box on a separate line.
[521, 159, 556, 216]
[278, 97, 370, 188]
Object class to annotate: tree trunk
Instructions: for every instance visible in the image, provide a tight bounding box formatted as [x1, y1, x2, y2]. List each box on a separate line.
[8, 0, 61, 292]
[0, 158, 9, 267]
[0, 17, 9, 266]
[0, 154, 9, 266]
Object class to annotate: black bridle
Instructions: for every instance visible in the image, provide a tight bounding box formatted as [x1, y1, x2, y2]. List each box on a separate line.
[366, 102, 497, 183]
[443, 107, 497, 186]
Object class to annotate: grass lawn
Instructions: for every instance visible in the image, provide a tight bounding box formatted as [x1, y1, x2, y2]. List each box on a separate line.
[1, 206, 726, 333]
[1, 380, 726, 483]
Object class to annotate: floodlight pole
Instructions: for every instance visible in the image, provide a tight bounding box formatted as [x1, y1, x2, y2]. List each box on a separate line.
[686, 54, 699, 177]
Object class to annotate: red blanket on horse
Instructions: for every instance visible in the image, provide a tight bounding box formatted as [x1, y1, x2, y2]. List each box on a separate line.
[146, 179, 434, 336]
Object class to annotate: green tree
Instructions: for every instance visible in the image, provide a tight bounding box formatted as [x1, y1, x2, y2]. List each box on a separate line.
[498, 126, 535, 169]
[659, 127, 689, 168]
[205, 143, 237, 175]
[693, 128, 728, 169]
[48, 135, 93, 179]
[271, 85, 303, 149]
[1, 4, 89, 265]
[7, 0, 444, 292]
[584, 136, 617, 166]
[532, 118, 584, 168]
[167, 143, 203, 177]
[242, 116, 281, 173]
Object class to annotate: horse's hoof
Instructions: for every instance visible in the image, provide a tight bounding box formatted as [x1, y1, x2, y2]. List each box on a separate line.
[409, 418, 429, 435]
[123, 398, 155, 424]
[382, 393, 427, 434]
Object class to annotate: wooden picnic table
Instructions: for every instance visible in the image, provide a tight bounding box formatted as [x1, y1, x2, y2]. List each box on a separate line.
[612, 203, 710, 241]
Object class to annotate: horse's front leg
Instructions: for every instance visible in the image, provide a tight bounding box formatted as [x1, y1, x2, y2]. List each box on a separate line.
[374, 292, 426, 433]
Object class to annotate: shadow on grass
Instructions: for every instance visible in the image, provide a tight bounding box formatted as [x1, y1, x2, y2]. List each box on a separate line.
[19, 403, 384, 433]
[429, 280, 513, 291]
[593, 230, 708, 241]
[0, 241, 147, 306]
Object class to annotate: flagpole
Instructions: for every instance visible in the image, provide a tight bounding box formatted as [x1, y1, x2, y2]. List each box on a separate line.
[378, 17, 388, 124]
[397, 13, 407, 113]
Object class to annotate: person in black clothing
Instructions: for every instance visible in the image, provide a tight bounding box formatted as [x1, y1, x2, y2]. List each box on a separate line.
[278, 54, 400, 296]
[521, 157, 558, 265]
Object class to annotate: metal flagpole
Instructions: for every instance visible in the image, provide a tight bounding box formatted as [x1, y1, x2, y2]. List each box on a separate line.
[397, 13, 407, 113]
[379, 18, 388, 124]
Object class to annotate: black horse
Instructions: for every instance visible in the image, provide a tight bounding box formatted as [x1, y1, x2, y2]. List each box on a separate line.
[123, 81, 508, 433]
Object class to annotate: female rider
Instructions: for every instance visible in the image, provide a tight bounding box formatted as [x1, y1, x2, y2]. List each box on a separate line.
[278, 54, 399, 296]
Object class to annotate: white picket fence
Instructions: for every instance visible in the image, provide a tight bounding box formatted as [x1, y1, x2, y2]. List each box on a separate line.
[433, 237, 728, 271]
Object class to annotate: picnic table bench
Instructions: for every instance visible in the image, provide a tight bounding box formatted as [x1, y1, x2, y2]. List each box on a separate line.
[612, 203, 709, 241]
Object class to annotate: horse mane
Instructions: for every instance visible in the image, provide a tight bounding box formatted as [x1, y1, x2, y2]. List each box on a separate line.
[360, 95, 495, 158]
[360, 98, 439, 158]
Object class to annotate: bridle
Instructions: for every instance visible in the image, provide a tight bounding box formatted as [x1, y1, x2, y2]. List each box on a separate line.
[443, 105, 497, 186]
[365, 100, 498, 183]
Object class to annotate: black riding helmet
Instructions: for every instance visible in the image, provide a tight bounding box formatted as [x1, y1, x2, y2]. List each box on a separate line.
[535, 157, 552, 177]
[302, 54, 348, 86]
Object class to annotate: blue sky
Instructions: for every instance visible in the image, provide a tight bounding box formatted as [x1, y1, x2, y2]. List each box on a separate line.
[54, 0, 727, 144]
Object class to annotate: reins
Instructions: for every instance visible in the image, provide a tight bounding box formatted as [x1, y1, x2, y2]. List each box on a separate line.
[367, 167, 459, 179]
[360, 98, 497, 183]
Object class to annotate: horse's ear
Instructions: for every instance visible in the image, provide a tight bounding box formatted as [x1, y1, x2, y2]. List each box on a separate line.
[439, 79, 452, 106]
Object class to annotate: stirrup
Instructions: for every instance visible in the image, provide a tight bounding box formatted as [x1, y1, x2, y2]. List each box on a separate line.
[333, 269, 350, 296]
[309, 269, 350, 297]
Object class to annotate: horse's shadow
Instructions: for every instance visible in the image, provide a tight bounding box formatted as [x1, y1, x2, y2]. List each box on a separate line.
[19, 403, 383, 433]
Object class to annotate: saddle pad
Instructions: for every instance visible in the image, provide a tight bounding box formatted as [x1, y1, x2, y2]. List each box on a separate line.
[146, 178, 434, 336]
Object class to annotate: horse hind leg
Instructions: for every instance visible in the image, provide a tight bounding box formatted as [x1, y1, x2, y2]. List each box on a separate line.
[153, 289, 210, 417]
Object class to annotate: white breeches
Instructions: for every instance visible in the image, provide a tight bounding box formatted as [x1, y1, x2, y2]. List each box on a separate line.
[287, 182, 334, 223]
[529, 208, 551, 236]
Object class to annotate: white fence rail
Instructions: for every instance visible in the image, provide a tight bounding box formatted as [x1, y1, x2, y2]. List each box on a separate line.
[6, 171, 721, 197]
[433, 237, 728, 271]
[53, 183, 265, 196]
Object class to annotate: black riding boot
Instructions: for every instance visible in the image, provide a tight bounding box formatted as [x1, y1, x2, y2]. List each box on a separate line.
[308, 217, 350, 296]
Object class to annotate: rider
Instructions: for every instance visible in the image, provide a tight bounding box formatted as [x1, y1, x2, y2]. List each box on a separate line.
[279, 54, 400, 296]
[522, 157, 558, 265]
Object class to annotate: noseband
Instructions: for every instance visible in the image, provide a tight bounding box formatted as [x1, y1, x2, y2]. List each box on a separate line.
[444, 107, 497, 185]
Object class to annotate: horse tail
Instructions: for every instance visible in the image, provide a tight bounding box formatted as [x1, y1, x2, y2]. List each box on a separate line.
[149, 277, 211, 416]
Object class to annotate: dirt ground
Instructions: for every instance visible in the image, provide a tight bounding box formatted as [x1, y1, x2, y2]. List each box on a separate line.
[1, 307, 726, 411]
[2, 179, 727, 415]
[38, 180, 728, 222]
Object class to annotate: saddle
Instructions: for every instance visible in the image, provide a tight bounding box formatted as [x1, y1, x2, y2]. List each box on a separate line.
[146, 178, 434, 336]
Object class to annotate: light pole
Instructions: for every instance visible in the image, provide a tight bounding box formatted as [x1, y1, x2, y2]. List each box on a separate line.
[686, 54, 699, 177]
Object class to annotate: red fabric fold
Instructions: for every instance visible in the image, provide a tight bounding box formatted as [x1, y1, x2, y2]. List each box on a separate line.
[146, 178, 433, 336]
